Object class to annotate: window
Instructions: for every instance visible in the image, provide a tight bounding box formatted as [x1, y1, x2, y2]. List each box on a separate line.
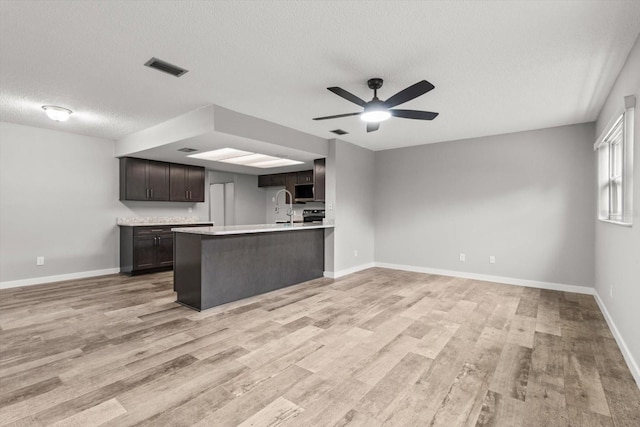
[595, 95, 635, 226]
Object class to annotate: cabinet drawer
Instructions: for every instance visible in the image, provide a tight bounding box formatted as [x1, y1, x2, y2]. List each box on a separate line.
[134, 227, 172, 235]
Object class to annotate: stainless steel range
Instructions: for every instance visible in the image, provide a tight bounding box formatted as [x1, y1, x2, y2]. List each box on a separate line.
[303, 209, 325, 223]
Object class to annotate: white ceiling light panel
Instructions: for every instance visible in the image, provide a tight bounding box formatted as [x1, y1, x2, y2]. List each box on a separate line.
[188, 148, 253, 161]
[188, 148, 303, 168]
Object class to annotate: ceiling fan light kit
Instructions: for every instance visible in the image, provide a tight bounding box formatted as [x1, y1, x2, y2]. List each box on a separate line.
[361, 109, 391, 123]
[313, 78, 438, 132]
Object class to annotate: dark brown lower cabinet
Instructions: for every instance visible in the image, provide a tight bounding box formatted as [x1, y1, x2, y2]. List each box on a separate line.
[132, 234, 157, 270]
[120, 223, 211, 275]
[156, 234, 174, 267]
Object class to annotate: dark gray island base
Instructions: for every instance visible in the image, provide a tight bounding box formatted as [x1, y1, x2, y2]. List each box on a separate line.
[173, 224, 330, 311]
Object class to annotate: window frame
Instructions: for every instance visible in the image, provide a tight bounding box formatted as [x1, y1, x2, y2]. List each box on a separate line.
[595, 95, 635, 227]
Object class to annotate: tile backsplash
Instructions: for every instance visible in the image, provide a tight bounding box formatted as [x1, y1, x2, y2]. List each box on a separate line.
[117, 216, 202, 225]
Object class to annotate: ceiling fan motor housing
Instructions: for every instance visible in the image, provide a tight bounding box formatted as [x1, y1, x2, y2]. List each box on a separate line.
[367, 78, 384, 90]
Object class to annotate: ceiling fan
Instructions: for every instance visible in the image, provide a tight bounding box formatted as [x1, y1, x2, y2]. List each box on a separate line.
[313, 78, 439, 132]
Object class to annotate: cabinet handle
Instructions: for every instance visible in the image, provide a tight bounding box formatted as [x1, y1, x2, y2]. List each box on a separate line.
[188, 190, 192, 199]
[146, 188, 149, 198]
[150, 188, 153, 198]
[157, 236, 161, 246]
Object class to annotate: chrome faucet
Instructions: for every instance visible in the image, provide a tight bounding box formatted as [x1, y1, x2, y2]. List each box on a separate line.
[274, 189, 294, 225]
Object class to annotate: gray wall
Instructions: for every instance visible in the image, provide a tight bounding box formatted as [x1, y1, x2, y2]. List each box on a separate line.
[233, 173, 269, 225]
[0, 122, 124, 283]
[374, 123, 596, 287]
[332, 139, 375, 273]
[0, 122, 236, 284]
[594, 34, 640, 375]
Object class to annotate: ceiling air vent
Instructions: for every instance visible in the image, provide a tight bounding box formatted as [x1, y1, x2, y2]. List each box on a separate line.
[177, 147, 198, 153]
[144, 57, 189, 77]
[330, 129, 348, 135]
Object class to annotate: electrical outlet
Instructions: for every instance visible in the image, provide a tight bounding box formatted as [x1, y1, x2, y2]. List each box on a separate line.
[188, 207, 193, 213]
[459, 253, 466, 262]
[36, 256, 45, 266]
[354, 249, 358, 257]
[327, 203, 333, 211]
[489, 255, 496, 264]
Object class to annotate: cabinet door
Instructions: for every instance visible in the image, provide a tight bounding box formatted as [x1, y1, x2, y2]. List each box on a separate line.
[169, 164, 188, 201]
[187, 166, 205, 202]
[133, 235, 157, 270]
[258, 175, 271, 187]
[123, 158, 149, 200]
[285, 173, 297, 204]
[270, 173, 286, 187]
[313, 158, 325, 201]
[156, 234, 174, 267]
[147, 160, 170, 201]
[258, 173, 286, 187]
[297, 170, 313, 183]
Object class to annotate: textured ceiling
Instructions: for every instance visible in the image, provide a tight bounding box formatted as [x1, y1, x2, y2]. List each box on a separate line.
[1, 1, 639, 152]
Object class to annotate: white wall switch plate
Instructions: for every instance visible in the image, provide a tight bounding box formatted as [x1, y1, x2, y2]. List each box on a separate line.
[489, 256, 496, 264]
[37, 256, 45, 266]
[459, 253, 466, 262]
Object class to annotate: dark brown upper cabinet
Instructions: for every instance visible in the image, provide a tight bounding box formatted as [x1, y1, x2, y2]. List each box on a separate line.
[170, 164, 205, 202]
[313, 158, 326, 202]
[258, 173, 286, 187]
[120, 157, 205, 202]
[257, 158, 326, 203]
[297, 170, 313, 184]
[285, 172, 297, 204]
[120, 157, 170, 201]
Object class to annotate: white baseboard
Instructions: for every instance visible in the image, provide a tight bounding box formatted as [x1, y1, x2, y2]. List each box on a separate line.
[0, 268, 120, 289]
[324, 262, 375, 279]
[593, 291, 640, 386]
[374, 262, 595, 295]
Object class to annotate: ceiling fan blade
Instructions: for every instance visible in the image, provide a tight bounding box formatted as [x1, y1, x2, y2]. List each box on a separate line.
[313, 112, 361, 121]
[367, 122, 380, 132]
[328, 87, 367, 107]
[383, 80, 435, 108]
[390, 109, 439, 120]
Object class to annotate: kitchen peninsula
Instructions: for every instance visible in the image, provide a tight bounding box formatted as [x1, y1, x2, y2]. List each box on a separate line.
[172, 223, 334, 311]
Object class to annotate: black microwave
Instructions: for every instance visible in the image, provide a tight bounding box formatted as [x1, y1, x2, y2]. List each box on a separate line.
[294, 183, 314, 202]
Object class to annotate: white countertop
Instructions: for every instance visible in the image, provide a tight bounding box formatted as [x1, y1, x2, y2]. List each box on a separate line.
[172, 223, 334, 236]
[118, 222, 213, 227]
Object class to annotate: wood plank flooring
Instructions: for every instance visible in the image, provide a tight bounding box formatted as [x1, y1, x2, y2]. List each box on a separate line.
[1, 268, 638, 426]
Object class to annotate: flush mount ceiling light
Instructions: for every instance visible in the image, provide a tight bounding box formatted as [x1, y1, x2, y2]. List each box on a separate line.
[188, 148, 303, 168]
[42, 105, 72, 122]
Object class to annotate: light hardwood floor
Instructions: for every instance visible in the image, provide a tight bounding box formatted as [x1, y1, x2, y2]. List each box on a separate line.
[1, 268, 638, 426]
